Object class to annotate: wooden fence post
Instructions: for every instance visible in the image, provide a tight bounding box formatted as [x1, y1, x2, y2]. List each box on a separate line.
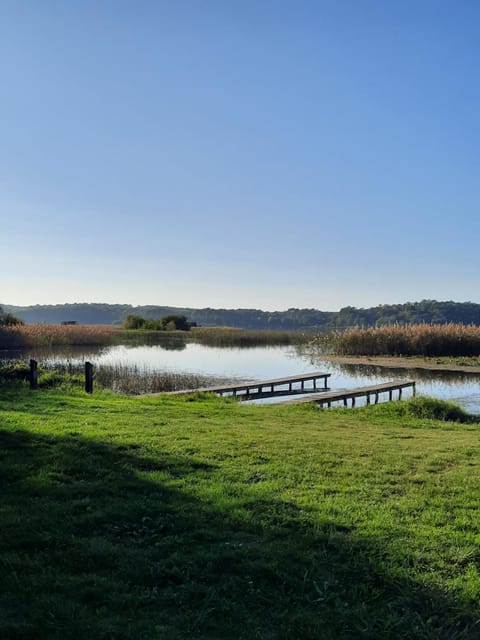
[29, 359, 38, 390]
[85, 362, 93, 394]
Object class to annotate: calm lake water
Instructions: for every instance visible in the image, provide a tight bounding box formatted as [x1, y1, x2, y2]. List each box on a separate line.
[4, 342, 480, 413]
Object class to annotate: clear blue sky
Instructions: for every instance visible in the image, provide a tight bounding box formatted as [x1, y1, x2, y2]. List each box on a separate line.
[1, 1, 479, 311]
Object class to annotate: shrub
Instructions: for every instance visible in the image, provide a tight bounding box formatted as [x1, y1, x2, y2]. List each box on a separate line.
[369, 396, 478, 424]
[0, 361, 30, 380]
[123, 314, 146, 330]
[122, 314, 192, 331]
[404, 397, 476, 422]
[0, 306, 24, 326]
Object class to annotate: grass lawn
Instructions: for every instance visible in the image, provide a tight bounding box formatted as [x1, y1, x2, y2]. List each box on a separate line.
[1, 384, 479, 639]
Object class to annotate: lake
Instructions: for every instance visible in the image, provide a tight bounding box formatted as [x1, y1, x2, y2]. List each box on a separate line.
[4, 341, 480, 413]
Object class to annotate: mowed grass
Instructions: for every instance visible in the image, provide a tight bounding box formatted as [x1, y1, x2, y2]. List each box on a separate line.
[1, 386, 480, 639]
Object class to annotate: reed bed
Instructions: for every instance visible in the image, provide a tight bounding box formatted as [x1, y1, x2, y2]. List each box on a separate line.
[313, 323, 480, 357]
[0, 324, 310, 349]
[93, 363, 225, 394]
[0, 359, 228, 395]
[0, 324, 120, 348]
[190, 326, 309, 347]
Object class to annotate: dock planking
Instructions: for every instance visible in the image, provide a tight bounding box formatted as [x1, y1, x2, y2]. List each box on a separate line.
[280, 380, 416, 408]
[168, 372, 331, 400]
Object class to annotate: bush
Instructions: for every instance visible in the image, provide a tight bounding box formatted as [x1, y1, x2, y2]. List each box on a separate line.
[0, 362, 30, 380]
[404, 397, 476, 422]
[368, 396, 478, 424]
[0, 306, 24, 326]
[122, 314, 192, 331]
[123, 314, 146, 330]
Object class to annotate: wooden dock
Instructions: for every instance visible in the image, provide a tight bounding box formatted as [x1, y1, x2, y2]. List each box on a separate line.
[169, 372, 331, 400]
[280, 380, 416, 408]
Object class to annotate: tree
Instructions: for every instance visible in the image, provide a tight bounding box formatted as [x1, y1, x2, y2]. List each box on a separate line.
[0, 306, 24, 326]
[123, 314, 146, 330]
[160, 314, 191, 331]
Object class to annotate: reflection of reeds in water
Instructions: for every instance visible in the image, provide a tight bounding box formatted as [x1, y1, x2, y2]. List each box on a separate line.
[322, 360, 480, 385]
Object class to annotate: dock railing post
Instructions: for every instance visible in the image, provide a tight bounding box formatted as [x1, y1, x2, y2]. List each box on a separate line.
[29, 359, 38, 390]
[85, 362, 94, 394]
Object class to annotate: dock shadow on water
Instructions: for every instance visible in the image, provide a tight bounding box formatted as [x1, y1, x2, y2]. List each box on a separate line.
[0, 429, 477, 640]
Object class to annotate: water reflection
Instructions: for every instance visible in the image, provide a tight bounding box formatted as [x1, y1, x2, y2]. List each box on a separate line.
[1, 343, 479, 413]
[327, 360, 480, 386]
[118, 333, 188, 351]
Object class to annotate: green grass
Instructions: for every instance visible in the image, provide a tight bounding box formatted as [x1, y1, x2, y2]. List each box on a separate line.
[1, 384, 480, 639]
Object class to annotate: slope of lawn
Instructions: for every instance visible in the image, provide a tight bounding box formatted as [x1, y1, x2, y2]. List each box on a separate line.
[1, 384, 479, 639]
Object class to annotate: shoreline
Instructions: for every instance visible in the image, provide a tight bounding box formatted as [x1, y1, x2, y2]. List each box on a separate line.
[320, 355, 480, 374]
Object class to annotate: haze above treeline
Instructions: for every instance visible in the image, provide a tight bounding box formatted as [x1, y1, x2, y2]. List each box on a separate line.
[3, 300, 480, 331]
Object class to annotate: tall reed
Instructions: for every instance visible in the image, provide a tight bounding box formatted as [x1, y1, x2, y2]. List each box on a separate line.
[190, 327, 309, 347]
[312, 323, 480, 357]
[93, 363, 223, 394]
[0, 325, 120, 348]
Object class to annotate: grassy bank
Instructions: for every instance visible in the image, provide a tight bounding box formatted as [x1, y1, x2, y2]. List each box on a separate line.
[1, 385, 479, 639]
[0, 360, 227, 394]
[313, 323, 480, 357]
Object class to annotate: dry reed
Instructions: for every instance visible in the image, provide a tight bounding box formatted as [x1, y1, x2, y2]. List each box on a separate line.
[314, 323, 480, 357]
[0, 325, 120, 348]
[191, 326, 308, 347]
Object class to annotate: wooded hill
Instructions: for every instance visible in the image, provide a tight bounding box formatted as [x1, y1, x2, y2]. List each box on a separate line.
[3, 300, 480, 330]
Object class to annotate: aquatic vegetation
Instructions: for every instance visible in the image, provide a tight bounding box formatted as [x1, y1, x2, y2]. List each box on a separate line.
[190, 326, 308, 347]
[312, 323, 480, 357]
[0, 324, 119, 348]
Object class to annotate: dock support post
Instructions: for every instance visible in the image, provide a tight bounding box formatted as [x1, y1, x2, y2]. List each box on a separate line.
[343, 398, 348, 407]
[85, 362, 93, 394]
[375, 392, 379, 404]
[29, 359, 38, 390]
[399, 388, 402, 400]
[324, 377, 327, 389]
[413, 383, 416, 397]
[366, 394, 370, 405]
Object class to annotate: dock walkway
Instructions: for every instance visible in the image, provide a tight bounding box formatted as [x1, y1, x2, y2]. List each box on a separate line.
[169, 372, 331, 400]
[280, 380, 416, 408]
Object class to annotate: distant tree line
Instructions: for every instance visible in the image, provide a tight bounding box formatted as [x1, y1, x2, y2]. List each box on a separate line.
[3, 300, 480, 330]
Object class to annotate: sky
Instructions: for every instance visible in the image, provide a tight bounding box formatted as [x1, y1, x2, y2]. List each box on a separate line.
[1, 1, 479, 311]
